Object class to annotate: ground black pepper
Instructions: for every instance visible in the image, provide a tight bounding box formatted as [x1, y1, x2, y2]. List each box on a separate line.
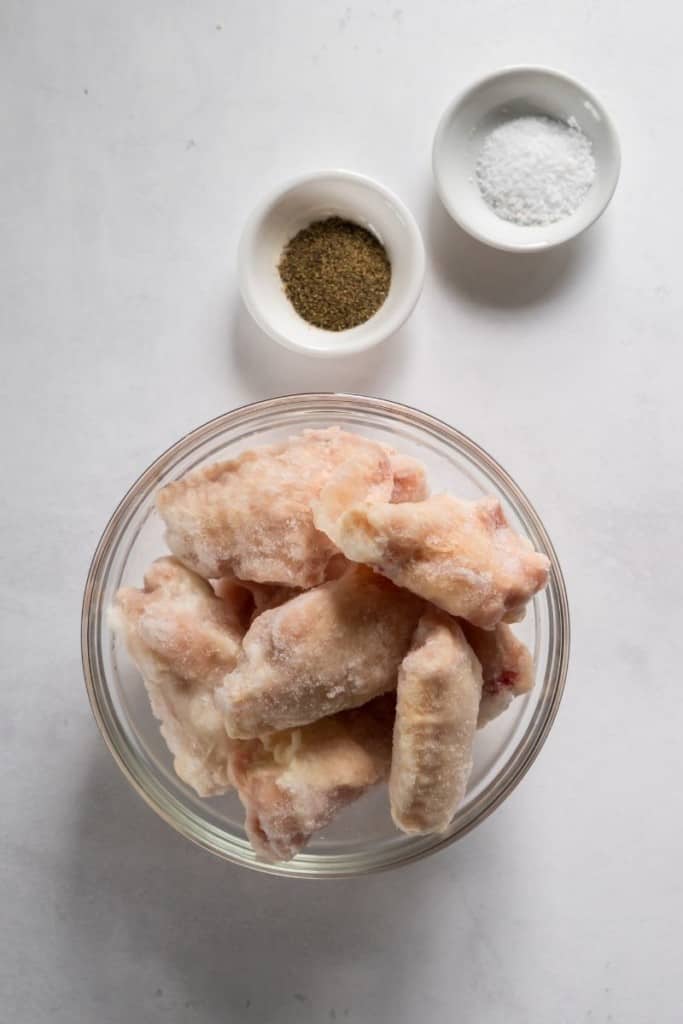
[278, 216, 391, 331]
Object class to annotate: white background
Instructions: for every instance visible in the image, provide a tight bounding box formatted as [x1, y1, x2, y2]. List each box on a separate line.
[2, 1, 681, 1021]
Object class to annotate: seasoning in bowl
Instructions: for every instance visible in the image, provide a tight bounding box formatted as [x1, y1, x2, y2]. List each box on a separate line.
[278, 216, 391, 331]
[476, 114, 596, 226]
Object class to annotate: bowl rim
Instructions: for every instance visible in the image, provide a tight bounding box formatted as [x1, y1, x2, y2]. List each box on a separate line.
[237, 169, 426, 357]
[432, 63, 621, 252]
[81, 393, 570, 878]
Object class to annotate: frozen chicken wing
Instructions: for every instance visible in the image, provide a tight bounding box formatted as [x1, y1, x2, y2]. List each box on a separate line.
[155, 428, 405, 588]
[314, 491, 549, 628]
[110, 557, 244, 796]
[230, 696, 395, 861]
[461, 621, 534, 727]
[220, 565, 423, 738]
[390, 610, 482, 834]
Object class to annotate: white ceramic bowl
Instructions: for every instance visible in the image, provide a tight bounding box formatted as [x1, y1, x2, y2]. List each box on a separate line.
[433, 66, 621, 252]
[238, 171, 425, 357]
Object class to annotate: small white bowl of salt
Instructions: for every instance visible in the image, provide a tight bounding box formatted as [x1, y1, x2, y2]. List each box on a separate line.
[433, 66, 620, 251]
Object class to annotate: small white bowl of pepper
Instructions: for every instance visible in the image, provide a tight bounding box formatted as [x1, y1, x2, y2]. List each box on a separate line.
[238, 170, 425, 357]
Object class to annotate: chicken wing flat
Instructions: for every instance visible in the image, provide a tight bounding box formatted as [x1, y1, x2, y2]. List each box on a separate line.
[314, 490, 549, 628]
[220, 565, 423, 738]
[110, 557, 244, 796]
[155, 428, 422, 589]
[461, 621, 534, 727]
[230, 696, 395, 861]
[389, 609, 483, 834]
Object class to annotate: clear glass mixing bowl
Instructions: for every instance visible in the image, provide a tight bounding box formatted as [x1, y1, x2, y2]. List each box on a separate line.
[81, 394, 570, 878]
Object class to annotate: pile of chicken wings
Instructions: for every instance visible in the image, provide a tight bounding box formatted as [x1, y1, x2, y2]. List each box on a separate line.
[111, 428, 549, 861]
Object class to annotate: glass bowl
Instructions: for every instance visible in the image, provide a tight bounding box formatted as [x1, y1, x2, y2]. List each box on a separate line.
[81, 394, 570, 878]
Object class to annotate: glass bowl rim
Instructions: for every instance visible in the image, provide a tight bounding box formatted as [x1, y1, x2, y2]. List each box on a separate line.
[81, 393, 570, 878]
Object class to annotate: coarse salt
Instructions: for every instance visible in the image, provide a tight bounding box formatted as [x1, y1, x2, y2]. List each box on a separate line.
[475, 115, 596, 227]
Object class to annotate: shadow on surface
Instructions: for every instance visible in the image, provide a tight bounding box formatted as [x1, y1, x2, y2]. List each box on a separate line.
[64, 744, 514, 1022]
[427, 192, 594, 310]
[229, 300, 412, 401]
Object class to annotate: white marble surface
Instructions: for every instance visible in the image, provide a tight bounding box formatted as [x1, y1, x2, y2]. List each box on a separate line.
[2, 1, 681, 1021]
